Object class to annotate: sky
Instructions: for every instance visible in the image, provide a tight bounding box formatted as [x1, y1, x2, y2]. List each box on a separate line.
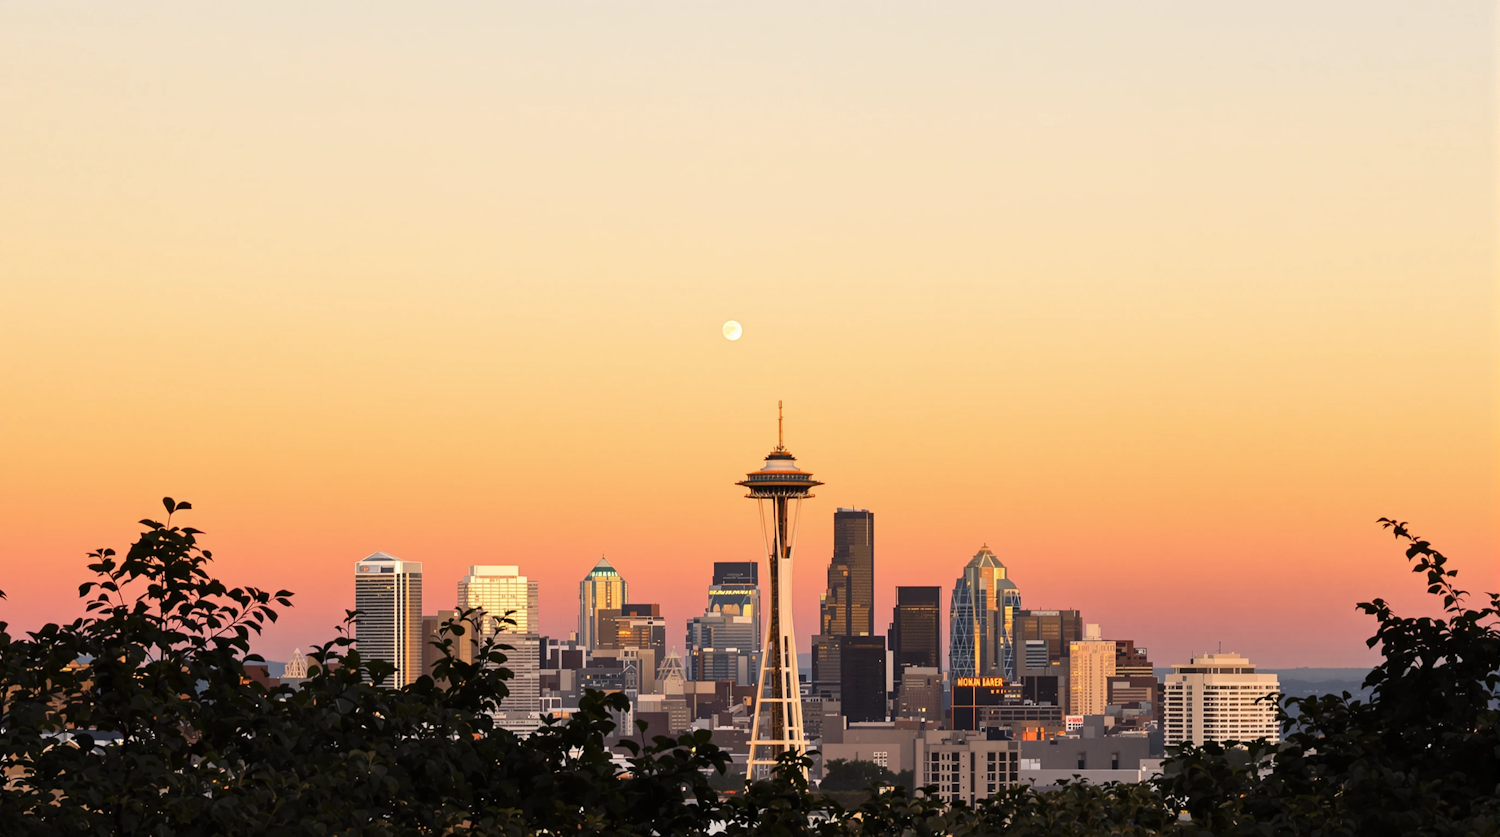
[1, 2, 1495, 671]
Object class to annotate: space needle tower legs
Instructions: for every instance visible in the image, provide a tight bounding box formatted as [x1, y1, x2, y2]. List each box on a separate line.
[739, 402, 822, 782]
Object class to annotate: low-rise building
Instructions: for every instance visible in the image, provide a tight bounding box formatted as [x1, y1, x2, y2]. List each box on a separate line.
[915, 729, 1022, 805]
[821, 720, 925, 776]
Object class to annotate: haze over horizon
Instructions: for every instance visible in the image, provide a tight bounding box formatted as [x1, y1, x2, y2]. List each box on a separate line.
[1, 2, 1495, 670]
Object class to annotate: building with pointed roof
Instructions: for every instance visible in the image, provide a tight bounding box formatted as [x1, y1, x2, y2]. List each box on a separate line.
[948, 545, 1022, 681]
[578, 556, 628, 652]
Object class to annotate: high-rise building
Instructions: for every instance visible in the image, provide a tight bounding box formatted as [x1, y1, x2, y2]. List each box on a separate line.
[579, 557, 628, 652]
[889, 587, 941, 697]
[814, 509, 878, 699]
[1014, 610, 1084, 669]
[738, 402, 820, 780]
[353, 551, 423, 687]
[685, 610, 758, 684]
[840, 635, 887, 723]
[947, 546, 1022, 681]
[1163, 652, 1279, 747]
[615, 603, 667, 657]
[459, 565, 541, 714]
[821, 509, 875, 637]
[708, 562, 761, 653]
[1068, 625, 1116, 716]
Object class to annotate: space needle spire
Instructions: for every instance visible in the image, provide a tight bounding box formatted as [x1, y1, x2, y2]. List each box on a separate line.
[738, 401, 821, 780]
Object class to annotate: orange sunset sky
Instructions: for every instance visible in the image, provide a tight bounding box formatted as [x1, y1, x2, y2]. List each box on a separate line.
[1, 3, 1496, 670]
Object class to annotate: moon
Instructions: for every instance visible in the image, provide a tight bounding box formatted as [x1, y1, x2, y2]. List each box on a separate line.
[723, 320, 743, 341]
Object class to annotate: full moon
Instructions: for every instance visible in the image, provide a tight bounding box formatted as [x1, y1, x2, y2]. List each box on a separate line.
[722, 320, 743, 341]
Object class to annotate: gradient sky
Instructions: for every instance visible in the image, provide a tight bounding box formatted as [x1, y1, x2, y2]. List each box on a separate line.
[2, 2, 1495, 671]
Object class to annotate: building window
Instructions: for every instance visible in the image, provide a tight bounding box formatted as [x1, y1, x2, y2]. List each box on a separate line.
[872, 751, 888, 769]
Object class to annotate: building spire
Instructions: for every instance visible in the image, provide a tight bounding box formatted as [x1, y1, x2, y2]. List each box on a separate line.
[778, 400, 784, 449]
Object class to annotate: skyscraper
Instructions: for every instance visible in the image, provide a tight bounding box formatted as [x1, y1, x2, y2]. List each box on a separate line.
[840, 635, 888, 723]
[354, 551, 423, 687]
[813, 508, 877, 698]
[459, 565, 541, 714]
[889, 586, 941, 697]
[578, 557, 628, 652]
[615, 603, 667, 658]
[1068, 624, 1116, 717]
[708, 561, 760, 653]
[738, 402, 820, 780]
[947, 546, 1022, 681]
[1014, 610, 1084, 670]
[821, 509, 875, 636]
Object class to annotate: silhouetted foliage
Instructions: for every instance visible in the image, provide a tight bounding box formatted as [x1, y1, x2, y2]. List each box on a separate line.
[1, 502, 1494, 835]
[820, 758, 898, 793]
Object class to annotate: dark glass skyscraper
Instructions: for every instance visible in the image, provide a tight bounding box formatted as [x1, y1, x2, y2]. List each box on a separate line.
[821, 508, 875, 636]
[889, 586, 941, 696]
[813, 508, 877, 698]
[840, 635, 887, 723]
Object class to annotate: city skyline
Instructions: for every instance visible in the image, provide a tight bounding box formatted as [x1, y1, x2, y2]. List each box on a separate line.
[2, 3, 1494, 674]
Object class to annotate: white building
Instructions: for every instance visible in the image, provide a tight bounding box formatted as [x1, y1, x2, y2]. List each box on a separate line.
[459, 565, 541, 715]
[915, 729, 1022, 805]
[354, 552, 423, 686]
[1068, 624, 1116, 717]
[1163, 652, 1279, 747]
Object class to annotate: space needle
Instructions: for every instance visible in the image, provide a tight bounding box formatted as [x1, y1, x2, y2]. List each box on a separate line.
[738, 401, 821, 780]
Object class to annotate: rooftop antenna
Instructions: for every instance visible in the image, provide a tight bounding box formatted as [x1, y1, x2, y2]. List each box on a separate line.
[778, 400, 784, 449]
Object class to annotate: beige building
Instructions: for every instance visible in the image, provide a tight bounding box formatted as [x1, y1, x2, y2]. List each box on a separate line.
[916, 729, 1022, 805]
[459, 565, 540, 715]
[1163, 652, 1279, 747]
[1068, 624, 1116, 716]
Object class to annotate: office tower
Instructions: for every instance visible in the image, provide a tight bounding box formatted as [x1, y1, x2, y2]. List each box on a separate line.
[889, 587, 941, 697]
[1014, 610, 1084, 669]
[1068, 625, 1116, 716]
[708, 561, 761, 653]
[840, 635, 887, 723]
[821, 508, 875, 636]
[738, 402, 820, 780]
[353, 551, 423, 687]
[1113, 640, 1153, 677]
[814, 508, 878, 700]
[615, 603, 667, 657]
[1163, 652, 1279, 746]
[685, 610, 758, 684]
[897, 666, 942, 722]
[459, 565, 541, 714]
[947, 546, 1022, 681]
[579, 557, 628, 652]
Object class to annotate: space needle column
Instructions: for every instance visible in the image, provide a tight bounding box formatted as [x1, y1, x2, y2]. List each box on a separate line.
[738, 401, 821, 781]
